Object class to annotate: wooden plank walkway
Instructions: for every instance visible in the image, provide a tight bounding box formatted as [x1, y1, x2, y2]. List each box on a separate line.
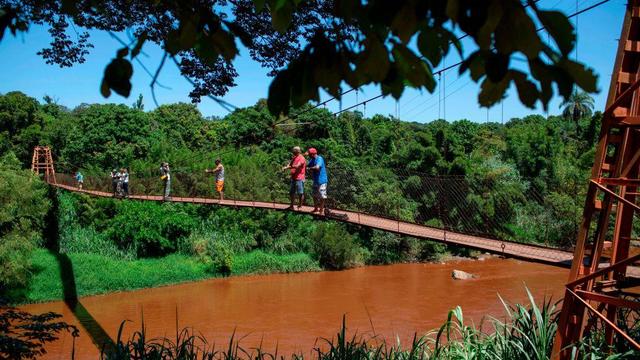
[52, 183, 575, 267]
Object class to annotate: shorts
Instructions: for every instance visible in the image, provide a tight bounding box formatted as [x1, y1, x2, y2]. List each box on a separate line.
[313, 183, 327, 199]
[216, 180, 224, 192]
[290, 180, 304, 195]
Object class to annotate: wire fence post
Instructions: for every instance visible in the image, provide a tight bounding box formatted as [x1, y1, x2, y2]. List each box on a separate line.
[396, 203, 400, 233]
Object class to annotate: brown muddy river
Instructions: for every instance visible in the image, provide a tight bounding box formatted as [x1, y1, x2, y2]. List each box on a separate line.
[22, 258, 568, 359]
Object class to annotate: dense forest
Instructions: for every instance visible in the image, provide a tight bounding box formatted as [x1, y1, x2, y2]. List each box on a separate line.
[0, 90, 601, 302]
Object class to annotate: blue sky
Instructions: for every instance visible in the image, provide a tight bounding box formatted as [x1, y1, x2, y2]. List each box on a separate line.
[0, 0, 627, 123]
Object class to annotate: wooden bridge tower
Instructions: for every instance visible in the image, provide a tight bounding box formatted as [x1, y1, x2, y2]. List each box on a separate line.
[554, 1, 640, 357]
[31, 146, 56, 184]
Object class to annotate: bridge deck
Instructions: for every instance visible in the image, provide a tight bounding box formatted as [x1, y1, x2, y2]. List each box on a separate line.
[52, 183, 575, 266]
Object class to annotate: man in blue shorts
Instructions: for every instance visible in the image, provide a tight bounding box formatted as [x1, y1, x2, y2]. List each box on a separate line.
[306, 148, 328, 215]
[282, 146, 306, 210]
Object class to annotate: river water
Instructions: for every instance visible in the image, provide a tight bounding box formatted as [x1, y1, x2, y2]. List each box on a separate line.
[22, 258, 568, 359]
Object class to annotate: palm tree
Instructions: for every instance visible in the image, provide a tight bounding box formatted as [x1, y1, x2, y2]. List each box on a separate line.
[559, 91, 595, 129]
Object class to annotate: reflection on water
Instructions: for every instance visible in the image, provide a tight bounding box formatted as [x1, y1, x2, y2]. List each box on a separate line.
[21, 258, 567, 359]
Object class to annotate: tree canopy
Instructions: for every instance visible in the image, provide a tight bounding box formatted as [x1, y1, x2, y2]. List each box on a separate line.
[0, 0, 597, 114]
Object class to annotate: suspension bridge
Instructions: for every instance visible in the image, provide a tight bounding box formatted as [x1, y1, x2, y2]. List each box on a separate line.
[32, 146, 577, 266]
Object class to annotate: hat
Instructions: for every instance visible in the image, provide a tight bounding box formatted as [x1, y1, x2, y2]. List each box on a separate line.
[308, 148, 317, 155]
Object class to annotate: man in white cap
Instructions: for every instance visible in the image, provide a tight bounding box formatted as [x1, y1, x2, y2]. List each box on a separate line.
[306, 147, 328, 215]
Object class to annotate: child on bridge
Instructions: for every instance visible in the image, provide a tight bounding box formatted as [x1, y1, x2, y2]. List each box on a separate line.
[205, 159, 225, 200]
[160, 162, 171, 201]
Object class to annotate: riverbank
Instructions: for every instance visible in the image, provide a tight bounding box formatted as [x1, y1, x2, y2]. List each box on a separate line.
[10, 248, 481, 305]
[9, 249, 320, 304]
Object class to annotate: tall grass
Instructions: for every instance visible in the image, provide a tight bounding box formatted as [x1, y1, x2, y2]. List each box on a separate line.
[11, 250, 320, 304]
[100, 289, 638, 360]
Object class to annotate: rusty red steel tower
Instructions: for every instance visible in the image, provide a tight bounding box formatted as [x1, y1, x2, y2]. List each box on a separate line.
[31, 145, 56, 184]
[553, 1, 640, 358]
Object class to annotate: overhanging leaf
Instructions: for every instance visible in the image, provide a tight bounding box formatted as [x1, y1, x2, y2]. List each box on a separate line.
[478, 76, 509, 107]
[102, 58, 133, 98]
[511, 71, 539, 108]
[357, 36, 390, 82]
[267, 69, 291, 115]
[537, 10, 575, 56]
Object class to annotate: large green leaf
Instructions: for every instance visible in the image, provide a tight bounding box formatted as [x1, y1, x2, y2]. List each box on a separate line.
[271, 1, 293, 32]
[485, 51, 510, 82]
[560, 59, 598, 93]
[357, 36, 390, 82]
[267, 70, 291, 115]
[511, 71, 539, 108]
[478, 76, 509, 107]
[537, 10, 575, 56]
[391, 4, 417, 43]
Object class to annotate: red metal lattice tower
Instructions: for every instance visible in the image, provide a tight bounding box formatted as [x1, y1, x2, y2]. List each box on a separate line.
[553, 2, 640, 358]
[31, 146, 57, 184]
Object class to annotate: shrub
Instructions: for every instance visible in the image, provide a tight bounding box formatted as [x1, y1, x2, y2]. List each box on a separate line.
[184, 231, 233, 274]
[232, 251, 320, 274]
[417, 240, 448, 261]
[210, 241, 233, 275]
[310, 223, 363, 270]
[367, 231, 413, 265]
[107, 201, 197, 257]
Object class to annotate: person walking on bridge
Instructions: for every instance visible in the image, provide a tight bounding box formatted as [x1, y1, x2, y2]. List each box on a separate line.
[206, 159, 225, 201]
[110, 169, 119, 196]
[160, 162, 171, 201]
[121, 168, 129, 198]
[306, 148, 328, 215]
[75, 170, 84, 190]
[282, 146, 306, 210]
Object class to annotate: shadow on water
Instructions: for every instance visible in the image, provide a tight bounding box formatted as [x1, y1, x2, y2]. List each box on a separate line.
[44, 187, 115, 353]
[51, 251, 115, 352]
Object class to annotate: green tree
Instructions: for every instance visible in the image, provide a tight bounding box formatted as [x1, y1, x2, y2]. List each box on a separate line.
[150, 103, 211, 149]
[0, 152, 50, 290]
[132, 93, 144, 110]
[62, 104, 151, 169]
[559, 90, 595, 128]
[0, 91, 43, 164]
[224, 100, 276, 146]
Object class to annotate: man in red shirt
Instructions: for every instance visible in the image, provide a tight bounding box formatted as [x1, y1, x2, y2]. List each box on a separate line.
[282, 146, 306, 210]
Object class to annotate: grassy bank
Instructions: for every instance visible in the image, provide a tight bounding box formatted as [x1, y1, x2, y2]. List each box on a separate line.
[11, 249, 320, 304]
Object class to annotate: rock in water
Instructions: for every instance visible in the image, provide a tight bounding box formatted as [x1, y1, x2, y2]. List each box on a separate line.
[452, 269, 477, 280]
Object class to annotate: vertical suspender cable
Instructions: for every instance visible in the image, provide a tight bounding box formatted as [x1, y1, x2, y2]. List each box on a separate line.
[576, 0, 579, 62]
[443, 62, 446, 121]
[438, 73, 442, 120]
[545, 29, 551, 119]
